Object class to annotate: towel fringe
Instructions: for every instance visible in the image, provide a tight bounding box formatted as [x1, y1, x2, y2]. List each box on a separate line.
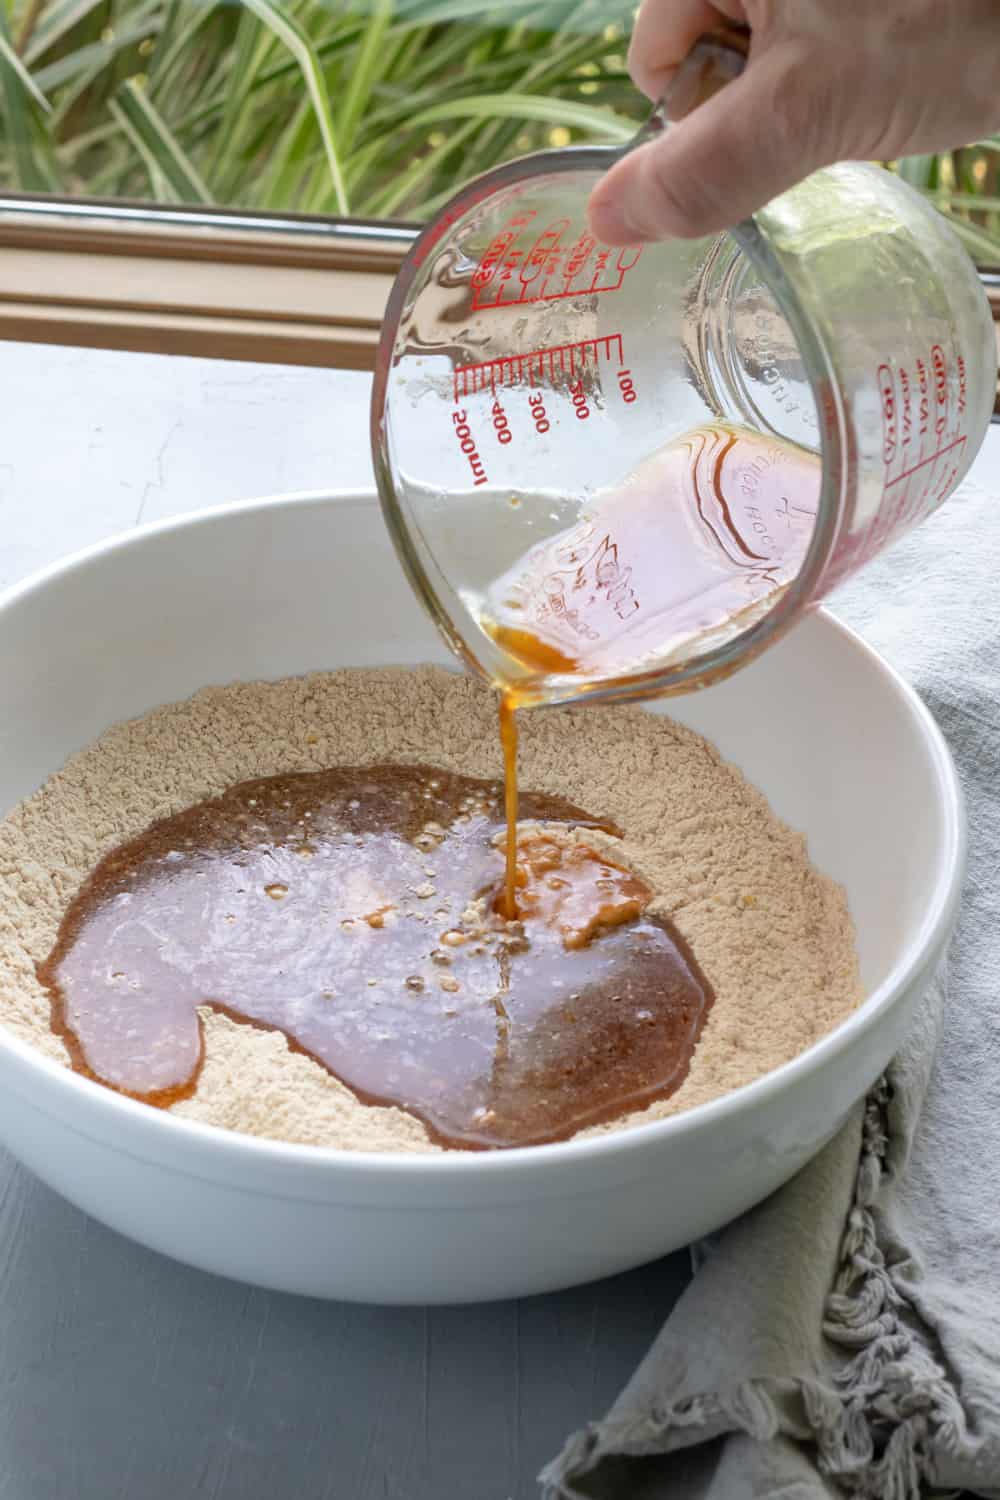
[817, 1079, 962, 1499]
[539, 1080, 964, 1500]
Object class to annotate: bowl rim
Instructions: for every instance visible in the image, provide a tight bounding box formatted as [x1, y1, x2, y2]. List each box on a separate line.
[0, 489, 966, 1183]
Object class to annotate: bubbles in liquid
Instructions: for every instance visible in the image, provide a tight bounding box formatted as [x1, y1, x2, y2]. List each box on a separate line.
[38, 765, 713, 1149]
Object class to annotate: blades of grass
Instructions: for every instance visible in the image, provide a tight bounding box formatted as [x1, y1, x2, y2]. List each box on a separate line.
[206, 9, 276, 184]
[359, 58, 531, 136]
[41, 13, 161, 130]
[147, 0, 182, 83]
[395, 0, 546, 24]
[0, 24, 50, 110]
[253, 94, 316, 208]
[207, 5, 345, 200]
[148, 1, 220, 98]
[926, 192, 1000, 212]
[111, 76, 213, 201]
[360, 113, 482, 217]
[223, 18, 364, 95]
[410, 174, 471, 220]
[18, 0, 642, 215]
[454, 29, 626, 176]
[895, 155, 940, 190]
[35, 8, 158, 92]
[951, 146, 978, 196]
[455, 114, 529, 183]
[0, 6, 53, 188]
[937, 212, 1000, 267]
[404, 90, 633, 140]
[340, 134, 386, 198]
[391, 18, 488, 93]
[173, 6, 242, 121]
[107, 97, 173, 198]
[389, 23, 540, 99]
[160, 18, 367, 152]
[56, 114, 120, 158]
[373, 40, 629, 202]
[334, 0, 393, 151]
[79, 136, 146, 192]
[23, 0, 105, 65]
[358, 33, 624, 147]
[14, 0, 48, 56]
[237, 0, 348, 214]
[380, 18, 427, 84]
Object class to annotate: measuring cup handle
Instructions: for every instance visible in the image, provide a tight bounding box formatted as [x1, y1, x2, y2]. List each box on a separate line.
[631, 26, 750, 149]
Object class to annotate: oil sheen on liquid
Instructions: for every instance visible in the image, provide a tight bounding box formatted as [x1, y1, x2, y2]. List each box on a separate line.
[40, 765, 713, 1150]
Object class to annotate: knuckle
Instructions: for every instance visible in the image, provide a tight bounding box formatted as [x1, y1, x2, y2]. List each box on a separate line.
[764, 44, 844, 166]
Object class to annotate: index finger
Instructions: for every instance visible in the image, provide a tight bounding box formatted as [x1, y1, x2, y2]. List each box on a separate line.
[628, 0, 736, 99]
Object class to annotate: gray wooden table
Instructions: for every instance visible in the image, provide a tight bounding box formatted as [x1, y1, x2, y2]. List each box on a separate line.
[0, 341, 692, 1500]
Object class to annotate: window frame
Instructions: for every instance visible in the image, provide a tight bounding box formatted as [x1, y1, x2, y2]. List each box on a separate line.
[1, 194, 998, 414]
[0, 193, 414, 369]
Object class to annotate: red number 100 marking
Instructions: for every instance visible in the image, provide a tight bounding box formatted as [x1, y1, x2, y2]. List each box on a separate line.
[618, 368, 638, 403]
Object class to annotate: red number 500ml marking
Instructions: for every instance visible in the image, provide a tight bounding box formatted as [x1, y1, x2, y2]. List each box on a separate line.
[451, 408, 489, 487]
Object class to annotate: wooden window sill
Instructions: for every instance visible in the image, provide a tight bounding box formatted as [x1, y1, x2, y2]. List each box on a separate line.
[0, 197, 413, 370]
[1, 197, 998, 414]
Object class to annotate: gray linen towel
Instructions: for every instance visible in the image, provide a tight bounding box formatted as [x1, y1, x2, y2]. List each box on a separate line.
[542, 458, 1000, 1500]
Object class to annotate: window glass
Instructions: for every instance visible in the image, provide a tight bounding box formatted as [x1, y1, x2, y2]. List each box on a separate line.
[0, 1, 637, 221]
[0, 0, 997, 266]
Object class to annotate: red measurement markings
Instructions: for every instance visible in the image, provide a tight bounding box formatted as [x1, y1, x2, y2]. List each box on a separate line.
[453, 334, 624, 402]
[883, 433, 967, 490]
[471, 214, 642, 311]
[451, 408, 489, 487]
[866, 348, 969, 564]
[878, 363, 897, 465]
[410, 179, 515, 269]
[471, 211, 536, 294]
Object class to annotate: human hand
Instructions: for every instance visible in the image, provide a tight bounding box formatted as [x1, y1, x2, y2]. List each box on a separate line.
[588, 0, 1000, 243]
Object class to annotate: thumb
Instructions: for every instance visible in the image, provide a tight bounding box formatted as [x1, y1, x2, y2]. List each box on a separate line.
[588, 48, 838, 243]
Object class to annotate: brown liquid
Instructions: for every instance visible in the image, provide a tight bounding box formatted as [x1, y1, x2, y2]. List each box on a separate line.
[39, 764, 713, 1150]
[482, 422, 820, 692]
[498, 693, 519, 919]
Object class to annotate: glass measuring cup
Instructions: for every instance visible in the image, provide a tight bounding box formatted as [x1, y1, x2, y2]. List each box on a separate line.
[370, 33, 997, 708]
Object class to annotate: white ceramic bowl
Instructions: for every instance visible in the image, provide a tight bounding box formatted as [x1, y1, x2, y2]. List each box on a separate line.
[0, 494, 962, 1304]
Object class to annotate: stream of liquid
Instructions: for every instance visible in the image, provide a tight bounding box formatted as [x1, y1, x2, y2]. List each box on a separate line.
[499, 695, 520, 920]
[488, 421, 820, 919]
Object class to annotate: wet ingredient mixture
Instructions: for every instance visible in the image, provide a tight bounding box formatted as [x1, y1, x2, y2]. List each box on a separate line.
[480, 422, 820, 692]
[38, 764, 713, 1150]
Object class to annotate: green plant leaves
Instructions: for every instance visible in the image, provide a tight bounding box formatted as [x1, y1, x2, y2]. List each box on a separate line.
[0, 0, 637, 211]
[110, 76, 212, 200]
[404, 90, 633, 139]
[235, 0, 349, 214]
